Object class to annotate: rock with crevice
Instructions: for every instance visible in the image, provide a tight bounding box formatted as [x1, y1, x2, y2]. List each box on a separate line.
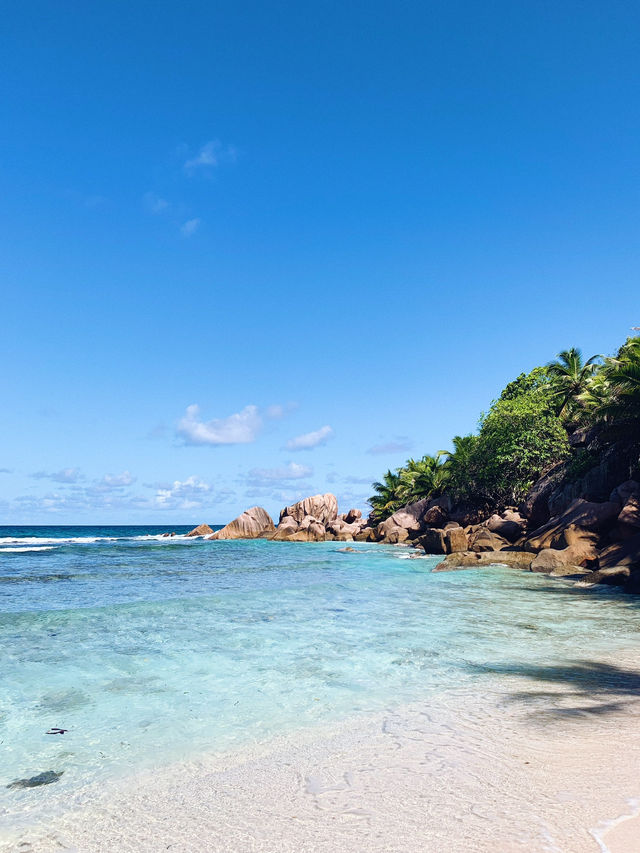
[526, 499, 620, 551]
[279, 494, 338, 526]
[209, 507, 275, 540]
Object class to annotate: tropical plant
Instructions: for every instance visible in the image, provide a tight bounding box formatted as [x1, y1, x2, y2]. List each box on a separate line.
[596, 336, 640, 426]
[546, 347, 601, 419]
[368, 469, 404, 521]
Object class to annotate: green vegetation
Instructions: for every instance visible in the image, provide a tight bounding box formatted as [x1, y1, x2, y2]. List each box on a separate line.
[368, 335, 640, 522]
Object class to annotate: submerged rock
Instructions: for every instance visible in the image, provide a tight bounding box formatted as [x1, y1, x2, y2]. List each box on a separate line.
[7, 770, 63, 789]
[433, 551, 534, 572]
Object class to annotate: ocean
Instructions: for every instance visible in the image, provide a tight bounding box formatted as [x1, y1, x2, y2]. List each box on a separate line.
[2, 525, 640, 843]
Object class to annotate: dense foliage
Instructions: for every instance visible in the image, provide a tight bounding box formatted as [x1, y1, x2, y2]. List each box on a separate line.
[368, 335, 640, 522]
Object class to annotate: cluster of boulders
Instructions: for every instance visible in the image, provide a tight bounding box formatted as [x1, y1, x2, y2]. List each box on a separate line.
[429, 481, 640, 592]
[182, 478, 640, 591]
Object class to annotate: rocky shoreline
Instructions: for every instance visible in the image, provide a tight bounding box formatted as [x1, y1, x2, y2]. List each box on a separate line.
[182, 475, 640, 593]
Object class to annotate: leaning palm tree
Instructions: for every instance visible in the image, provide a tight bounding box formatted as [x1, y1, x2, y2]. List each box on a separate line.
[368, 469, 404, 521]
[547, 347, 601, 418]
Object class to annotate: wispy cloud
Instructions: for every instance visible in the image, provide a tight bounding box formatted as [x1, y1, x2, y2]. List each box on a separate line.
[177, 404, 263, 446]
[184, 140, 237, 174]
[99, 471, 135, 488]
[248, 462, 313, 485]
[180, 217, 201, 237]
[285, 425, 333, 451]
[143, 192, 170, 214]
[32, 467, 83, 484]
[366, 438, 413, 455]
[0, 467, 12, 474]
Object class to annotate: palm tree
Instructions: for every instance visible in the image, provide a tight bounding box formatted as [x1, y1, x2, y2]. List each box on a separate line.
[368, 469, 404, 521]
[547, 347, 601, 418]
[596, 337, 640, 426]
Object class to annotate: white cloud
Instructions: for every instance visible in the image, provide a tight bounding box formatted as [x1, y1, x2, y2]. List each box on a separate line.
[248, 462, 313, 484]
[32, 467, 82, 484]
[184, 140, 237, 173]
[143, 192, 170, 214]
[285, 425, 333, 451]
[100, 471, 135, 488]
[366, 438, 413, 455]
[180, 217, 201, 237]
[153, 475, 212, 510]
[177, 404, 262, 446]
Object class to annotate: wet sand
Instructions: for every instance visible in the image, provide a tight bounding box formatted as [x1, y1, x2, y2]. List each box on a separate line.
[4, 656, 640, 853]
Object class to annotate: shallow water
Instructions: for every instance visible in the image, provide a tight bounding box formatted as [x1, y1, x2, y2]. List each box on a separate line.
[1, 526, 640, 835]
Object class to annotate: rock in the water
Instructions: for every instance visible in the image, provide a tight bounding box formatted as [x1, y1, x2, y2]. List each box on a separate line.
[444, 526, 468, 554]
[209, 507, 275, 540]
[7, 770, 63, 789]
[279, 494, 338, 526]
[288, 515, 326, 542]
[579, 566, 632, 587]
[530, 525, 598, 573]
[418, 528, 446, 554]
[186, 524, 214, 537]
[433, 551, 534, 572]
[271, 516, 299, 541]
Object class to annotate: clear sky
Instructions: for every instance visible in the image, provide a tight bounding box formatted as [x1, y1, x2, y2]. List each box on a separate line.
[1, 1, 639, 524]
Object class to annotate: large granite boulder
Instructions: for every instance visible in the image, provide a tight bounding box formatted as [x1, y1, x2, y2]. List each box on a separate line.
[486, 511, 525, 543]
[186, 524, 214, 537]
[271, 516, 299, 541]
[288, 515, 327, 542]
[598, 533, 640, 571]
[209, 507, 275, 540]
[526, 499, 620, 551]
[531, 524, 598, 574]
[418, 528, 446, 554]
[610, 480, 640, 506]
[444, 526, 468, 553]
[616, 495, 640, 538]
[468, 528, 509, 552]
[280, 494, 338, 526]
[344, 508, 362, 524]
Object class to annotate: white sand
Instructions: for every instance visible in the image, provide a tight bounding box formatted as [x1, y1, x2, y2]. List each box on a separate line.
[4, 660, 640, 853]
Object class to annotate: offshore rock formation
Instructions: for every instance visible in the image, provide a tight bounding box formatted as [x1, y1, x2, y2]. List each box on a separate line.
[209, 507, 275, 540]
[186, 523, 214, 537]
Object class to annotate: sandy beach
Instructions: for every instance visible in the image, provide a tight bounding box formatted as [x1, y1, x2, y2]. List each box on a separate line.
[5, 652, 640, 853]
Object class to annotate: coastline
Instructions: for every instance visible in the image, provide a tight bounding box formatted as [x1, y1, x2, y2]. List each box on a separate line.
[5, 649, 640, 853]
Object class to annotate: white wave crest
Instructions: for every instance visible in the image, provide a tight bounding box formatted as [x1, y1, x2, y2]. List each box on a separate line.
[0, 546, 56, 552]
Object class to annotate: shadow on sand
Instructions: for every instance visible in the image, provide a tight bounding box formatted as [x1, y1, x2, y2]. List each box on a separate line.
[467, 659, 640, 720]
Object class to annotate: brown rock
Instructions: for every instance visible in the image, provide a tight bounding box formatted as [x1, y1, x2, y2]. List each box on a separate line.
[279, 494, 338, 526]
[344, 508, 362, 524]
[526, 499, 620, 551]
[610, 480, 640, 506]
[288, 516, 327, 542]
[418, 528, 446, 554]
[530, 525, 598, 573]
[433, 550, 534, 572]
[468, 528, 509, 552]
[598, 533, 640, 570]
[579, 566, 632, 587]
[423, 505, 448, 528]
[618, 495, 640, 533]
[486, 513, 525, 543]
[444, 526, 468, 554]
[271, 516, 299, 541]
[354, 527, 376, 542]
[209, 507, 275, 540]
[186, 524, 214, 537]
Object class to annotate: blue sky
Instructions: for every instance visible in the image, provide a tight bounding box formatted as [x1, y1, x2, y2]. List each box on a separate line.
[1, 1, 639, 524]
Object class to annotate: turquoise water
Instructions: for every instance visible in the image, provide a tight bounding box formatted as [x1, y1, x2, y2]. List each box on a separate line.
[2, 526, 640, 827]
